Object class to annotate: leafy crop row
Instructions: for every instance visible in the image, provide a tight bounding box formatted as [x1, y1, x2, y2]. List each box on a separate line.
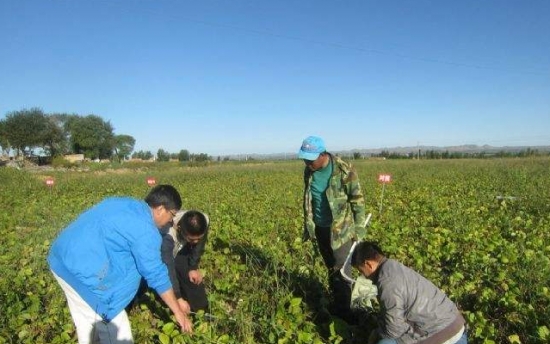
[0, 158, 549, 343]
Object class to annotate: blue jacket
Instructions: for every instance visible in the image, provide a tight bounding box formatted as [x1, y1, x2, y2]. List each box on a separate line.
[48, 197, 172, 322]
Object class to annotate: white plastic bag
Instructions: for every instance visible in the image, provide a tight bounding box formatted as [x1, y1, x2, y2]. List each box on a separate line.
[350, 275, 378, 311]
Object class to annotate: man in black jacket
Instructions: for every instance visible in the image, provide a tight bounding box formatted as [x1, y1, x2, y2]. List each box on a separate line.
[161, 210, 209, 313]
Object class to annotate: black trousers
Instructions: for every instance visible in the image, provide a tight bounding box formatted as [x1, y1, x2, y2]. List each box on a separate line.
[315, 226, 353, 314]
[174, 246, 209, 312]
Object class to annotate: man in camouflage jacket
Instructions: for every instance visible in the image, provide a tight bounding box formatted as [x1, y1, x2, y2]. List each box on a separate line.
[298, 136, 367, 321]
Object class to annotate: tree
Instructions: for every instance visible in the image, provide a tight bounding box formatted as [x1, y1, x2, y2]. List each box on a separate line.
[66, 115, 115, 159]
[41, 116, 67, 157]
[0, 120, 8, 155]
[156, 149, 170, 162]
[113, 135, 135, 161]
[178, 149, 190, 162]
[47, 113, 76, 156]
[132, 150, 153, 160]
[2, 108, 48, 156]
[191, 153, 210, 162]
[143, 151, 153, 160]
[2, 109, 135, 161]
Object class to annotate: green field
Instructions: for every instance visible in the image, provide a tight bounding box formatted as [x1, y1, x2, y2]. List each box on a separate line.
[1, 158, 549, 343]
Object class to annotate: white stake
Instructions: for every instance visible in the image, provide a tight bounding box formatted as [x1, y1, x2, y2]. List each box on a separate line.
[340, 213, 372, 284]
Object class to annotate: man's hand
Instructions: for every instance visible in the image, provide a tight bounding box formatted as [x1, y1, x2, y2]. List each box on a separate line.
[188, 270, 203, 285]
[159, 288, 193, 334]
[177, 298, 191, 314]
[174, 312, 193, 333]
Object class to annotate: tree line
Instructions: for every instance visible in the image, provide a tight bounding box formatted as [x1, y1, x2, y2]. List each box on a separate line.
[0, 108, 211, 163]
[369, 148, 548, 159]
[0, 108, 135, 161]
[133, 149, 210, 162]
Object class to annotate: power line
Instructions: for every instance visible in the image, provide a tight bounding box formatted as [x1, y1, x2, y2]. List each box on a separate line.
[188, 18, 550, 76]
[97, 1, 549, 77]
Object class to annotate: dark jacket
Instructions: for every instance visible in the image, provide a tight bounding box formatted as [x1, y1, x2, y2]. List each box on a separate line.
[160, 210, 209, 299]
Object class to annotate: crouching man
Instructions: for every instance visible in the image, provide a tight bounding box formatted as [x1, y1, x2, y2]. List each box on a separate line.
[161, 210, 210, 314]
[351, 241, 467, 344]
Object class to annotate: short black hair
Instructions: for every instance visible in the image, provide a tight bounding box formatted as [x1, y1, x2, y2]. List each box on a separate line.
[177, 210, 208, 237]
[351, 241, 385, 267]
[144, 184, 182, 211]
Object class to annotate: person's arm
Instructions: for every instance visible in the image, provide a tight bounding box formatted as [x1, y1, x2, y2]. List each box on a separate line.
[377, 284, 412, 340]
[187, 228, 207, 285]
[302, 168, 312, 242]
[345, 166, 367, 239]
[131, 219, 190, 320]
[188, 232, 207, 270]
[160, 233, 182, 299]
[159, 288, 193, 333]
[161, 230, 191, 312]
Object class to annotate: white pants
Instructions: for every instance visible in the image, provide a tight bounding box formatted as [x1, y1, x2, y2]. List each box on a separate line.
[53, 272, 134, 344]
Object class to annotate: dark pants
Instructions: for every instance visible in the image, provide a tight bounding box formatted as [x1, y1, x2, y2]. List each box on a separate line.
[315, 226, 353, 316]
[174, 246, 208, 312]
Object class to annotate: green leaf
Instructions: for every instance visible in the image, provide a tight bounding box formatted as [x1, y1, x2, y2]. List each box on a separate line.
[18, 330, 28, 339]
[158, 333, 170, 344]
[217, 334, 230, 343]
[508, 334, 521, 344]
[538, 326, 550, 340]
[290, 297, 302, 307]
[162, 322, 175, 335]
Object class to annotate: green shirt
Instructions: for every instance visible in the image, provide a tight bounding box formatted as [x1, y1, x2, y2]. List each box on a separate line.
[302, 154, 367, 249]
[310, 160, 333, 227]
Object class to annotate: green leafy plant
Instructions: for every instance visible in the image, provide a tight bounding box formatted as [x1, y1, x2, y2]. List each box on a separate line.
[1, 158, 549, 343]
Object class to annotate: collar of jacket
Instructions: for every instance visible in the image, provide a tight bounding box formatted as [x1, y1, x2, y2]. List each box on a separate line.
[370, 256, 388, 283]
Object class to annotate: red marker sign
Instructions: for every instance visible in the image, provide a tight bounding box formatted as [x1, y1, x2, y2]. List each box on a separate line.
[378, 174, 392, 183]
[45, 177, 55, 187]
[146, 177, 156, 186]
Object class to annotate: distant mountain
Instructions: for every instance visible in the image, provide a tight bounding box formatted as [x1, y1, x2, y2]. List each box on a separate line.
[343, 144, 550, 156]
[219, 144, 550, 160]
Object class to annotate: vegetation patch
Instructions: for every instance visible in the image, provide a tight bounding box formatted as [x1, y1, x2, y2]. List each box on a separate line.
[1, 158, 549, 343]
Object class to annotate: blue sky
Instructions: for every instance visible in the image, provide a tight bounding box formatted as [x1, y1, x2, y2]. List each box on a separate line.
[1, 0, 549, 156]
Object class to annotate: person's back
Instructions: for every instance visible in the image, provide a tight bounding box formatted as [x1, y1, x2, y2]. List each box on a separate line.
[375, 258, 460, 342]
[48, 184, 193, 343]
[48, 197, 170, 321]
[352, 241, 467, 344]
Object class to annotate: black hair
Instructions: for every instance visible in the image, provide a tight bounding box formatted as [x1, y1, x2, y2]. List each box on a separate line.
[351, 241, 385, 267]
[177, 210, 207, 237]
[144, 184, 182, 211]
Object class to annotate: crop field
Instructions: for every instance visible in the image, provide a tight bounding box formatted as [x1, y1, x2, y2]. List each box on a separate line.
[1, 157, 549, 343]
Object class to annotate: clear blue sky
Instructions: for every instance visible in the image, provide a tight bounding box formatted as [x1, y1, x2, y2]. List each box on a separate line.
[1, 0, 549, 156]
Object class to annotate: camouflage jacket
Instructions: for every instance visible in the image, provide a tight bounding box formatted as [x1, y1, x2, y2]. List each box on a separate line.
[302, 154, 367, 249]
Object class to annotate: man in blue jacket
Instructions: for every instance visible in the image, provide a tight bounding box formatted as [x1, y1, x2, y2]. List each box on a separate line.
[48, 184, 192, 343]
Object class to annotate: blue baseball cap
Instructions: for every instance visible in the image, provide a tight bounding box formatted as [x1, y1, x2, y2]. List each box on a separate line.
[298, 136, 326, 160]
